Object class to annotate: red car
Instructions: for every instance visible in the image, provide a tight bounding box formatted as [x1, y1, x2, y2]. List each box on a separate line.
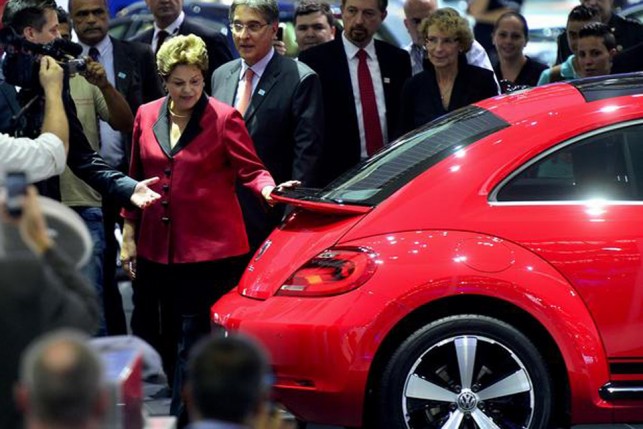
[211, 75, 643, 429]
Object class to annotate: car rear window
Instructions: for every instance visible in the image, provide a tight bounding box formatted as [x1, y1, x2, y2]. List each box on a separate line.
[319, 106, 508, 206]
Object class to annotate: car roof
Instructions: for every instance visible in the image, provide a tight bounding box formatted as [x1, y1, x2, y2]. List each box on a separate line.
[477, 73, 643, 125]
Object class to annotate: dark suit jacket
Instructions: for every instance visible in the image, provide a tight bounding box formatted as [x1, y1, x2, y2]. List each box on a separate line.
[122, 94, 274, 264]
[133, 18, 232, 94]
[111, 37, 165, 170]
[401, 56, 498, 133]
[0, 250, 99, 429]
[112, 36, 165, 115]
[211, 53, 323, 249]
[299, 37, 411, 187]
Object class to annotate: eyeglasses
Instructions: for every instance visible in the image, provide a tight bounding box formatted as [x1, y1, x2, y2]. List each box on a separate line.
[230, 21, 270, 34]
[409, 17, 423, 26]
[425, 36, 459, 47]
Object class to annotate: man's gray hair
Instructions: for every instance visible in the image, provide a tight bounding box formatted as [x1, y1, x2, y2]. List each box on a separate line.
[20, 329, 104, 426]
[229, 0, 279, 24]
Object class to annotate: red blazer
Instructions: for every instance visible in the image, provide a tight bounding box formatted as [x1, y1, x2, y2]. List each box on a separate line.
[122, 94, 275, 264]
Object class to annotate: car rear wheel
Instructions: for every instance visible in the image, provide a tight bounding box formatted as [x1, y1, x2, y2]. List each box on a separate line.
[379, 315, 552, 429]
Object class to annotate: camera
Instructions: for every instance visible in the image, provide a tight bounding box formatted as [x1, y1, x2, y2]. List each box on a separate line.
[4, 172, 27, 218]
[0, 26, 86, 90]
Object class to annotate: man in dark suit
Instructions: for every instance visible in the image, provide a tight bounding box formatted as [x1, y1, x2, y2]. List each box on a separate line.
[69, 0, 166, 335]
[299, 0, 411, 187]
[211, 0, 323, 251]
[133, 0, 232, 94]
[555, 0, 643, 65]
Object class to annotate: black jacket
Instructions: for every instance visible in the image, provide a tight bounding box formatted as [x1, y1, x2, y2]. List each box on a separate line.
[401, 55, 499, 133]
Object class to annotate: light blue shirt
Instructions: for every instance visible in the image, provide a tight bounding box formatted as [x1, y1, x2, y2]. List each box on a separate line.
[80, 36, 126, 169]
[537, 55, 579, 85]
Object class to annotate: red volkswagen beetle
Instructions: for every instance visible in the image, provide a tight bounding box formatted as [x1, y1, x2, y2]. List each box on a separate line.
[211, 74, 643, 429]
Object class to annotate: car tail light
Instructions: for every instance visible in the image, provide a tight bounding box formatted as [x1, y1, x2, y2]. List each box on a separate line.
[277, 247, 377, 297]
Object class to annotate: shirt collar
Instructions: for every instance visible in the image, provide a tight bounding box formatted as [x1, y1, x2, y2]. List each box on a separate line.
[342, 32, 376, 60]
[154, 11, 185, 38]
[79, 34, 112, 57]
[239, 48, 274, 81]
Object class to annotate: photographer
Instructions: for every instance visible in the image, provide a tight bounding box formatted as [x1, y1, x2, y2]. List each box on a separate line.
[0, 185, 100, 428]
[0, 55, 69, 183]
[1, 0, 160, 209]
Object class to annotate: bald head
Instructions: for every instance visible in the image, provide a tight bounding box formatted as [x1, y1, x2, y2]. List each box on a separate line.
[18, 330, 104, 428]
[403, 0, 437, 45]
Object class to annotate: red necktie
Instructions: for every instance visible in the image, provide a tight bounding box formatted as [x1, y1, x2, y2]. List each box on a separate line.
[357, 49, 383, 156]
[236, 68, 255, 116]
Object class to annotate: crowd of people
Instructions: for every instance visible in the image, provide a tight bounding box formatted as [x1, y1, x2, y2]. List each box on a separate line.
[1, 0, 643, 426]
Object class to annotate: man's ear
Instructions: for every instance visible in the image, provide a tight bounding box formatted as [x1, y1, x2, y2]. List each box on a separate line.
[270, 21, 279, 36]
[609, 47, 617, 61]
[381, 10, 388, 22]
[22, 26, 37, 43]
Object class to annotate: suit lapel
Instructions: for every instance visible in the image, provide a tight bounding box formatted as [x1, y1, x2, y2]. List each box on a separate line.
[244, 54, 281, 123]
[374, 41, 393, 109]
[172, 94, 207, 154]
[216, 61, 241, 106]
[111, 37, 133, 95]
[153, 97, 172, 158]
[152, 94, 208, 158]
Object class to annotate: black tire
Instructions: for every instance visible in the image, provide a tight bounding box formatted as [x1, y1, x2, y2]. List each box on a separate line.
[379, 315, 552, 429]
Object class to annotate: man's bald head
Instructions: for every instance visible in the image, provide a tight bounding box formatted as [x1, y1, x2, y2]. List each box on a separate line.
[403, 0, 437, 45]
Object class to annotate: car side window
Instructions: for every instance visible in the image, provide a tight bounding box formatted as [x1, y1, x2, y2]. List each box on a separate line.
[496, 123, 643, 202]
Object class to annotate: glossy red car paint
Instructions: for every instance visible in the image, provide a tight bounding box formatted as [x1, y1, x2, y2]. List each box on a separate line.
[212, 77, 643, 428]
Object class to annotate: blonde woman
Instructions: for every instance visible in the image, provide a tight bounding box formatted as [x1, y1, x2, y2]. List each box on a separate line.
[120, 34, 296, 419]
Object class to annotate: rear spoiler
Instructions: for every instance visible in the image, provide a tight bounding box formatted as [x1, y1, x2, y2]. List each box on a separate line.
[272, 190, 372, 215]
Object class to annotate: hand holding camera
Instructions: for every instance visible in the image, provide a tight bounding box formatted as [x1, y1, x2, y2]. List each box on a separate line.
[1, 177, 52, 255]
[81, 59, 110, 90]
[38, 55, 64, 98]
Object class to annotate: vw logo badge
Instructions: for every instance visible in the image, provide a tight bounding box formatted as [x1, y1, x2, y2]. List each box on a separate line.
[457, 390, 478, 412]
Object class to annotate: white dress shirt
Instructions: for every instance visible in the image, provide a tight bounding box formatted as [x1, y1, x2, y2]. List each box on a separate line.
[0, 132, 65, 183]
[342, 34, 388, 159]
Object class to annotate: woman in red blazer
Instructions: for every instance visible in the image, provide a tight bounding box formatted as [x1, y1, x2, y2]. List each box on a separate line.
[119, 34, 294, 419]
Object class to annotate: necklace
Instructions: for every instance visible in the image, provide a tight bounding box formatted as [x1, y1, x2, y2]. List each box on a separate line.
[168, 100, 191, 119]
[169, 109, 190, 118]
[439, 81, 454, 100]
